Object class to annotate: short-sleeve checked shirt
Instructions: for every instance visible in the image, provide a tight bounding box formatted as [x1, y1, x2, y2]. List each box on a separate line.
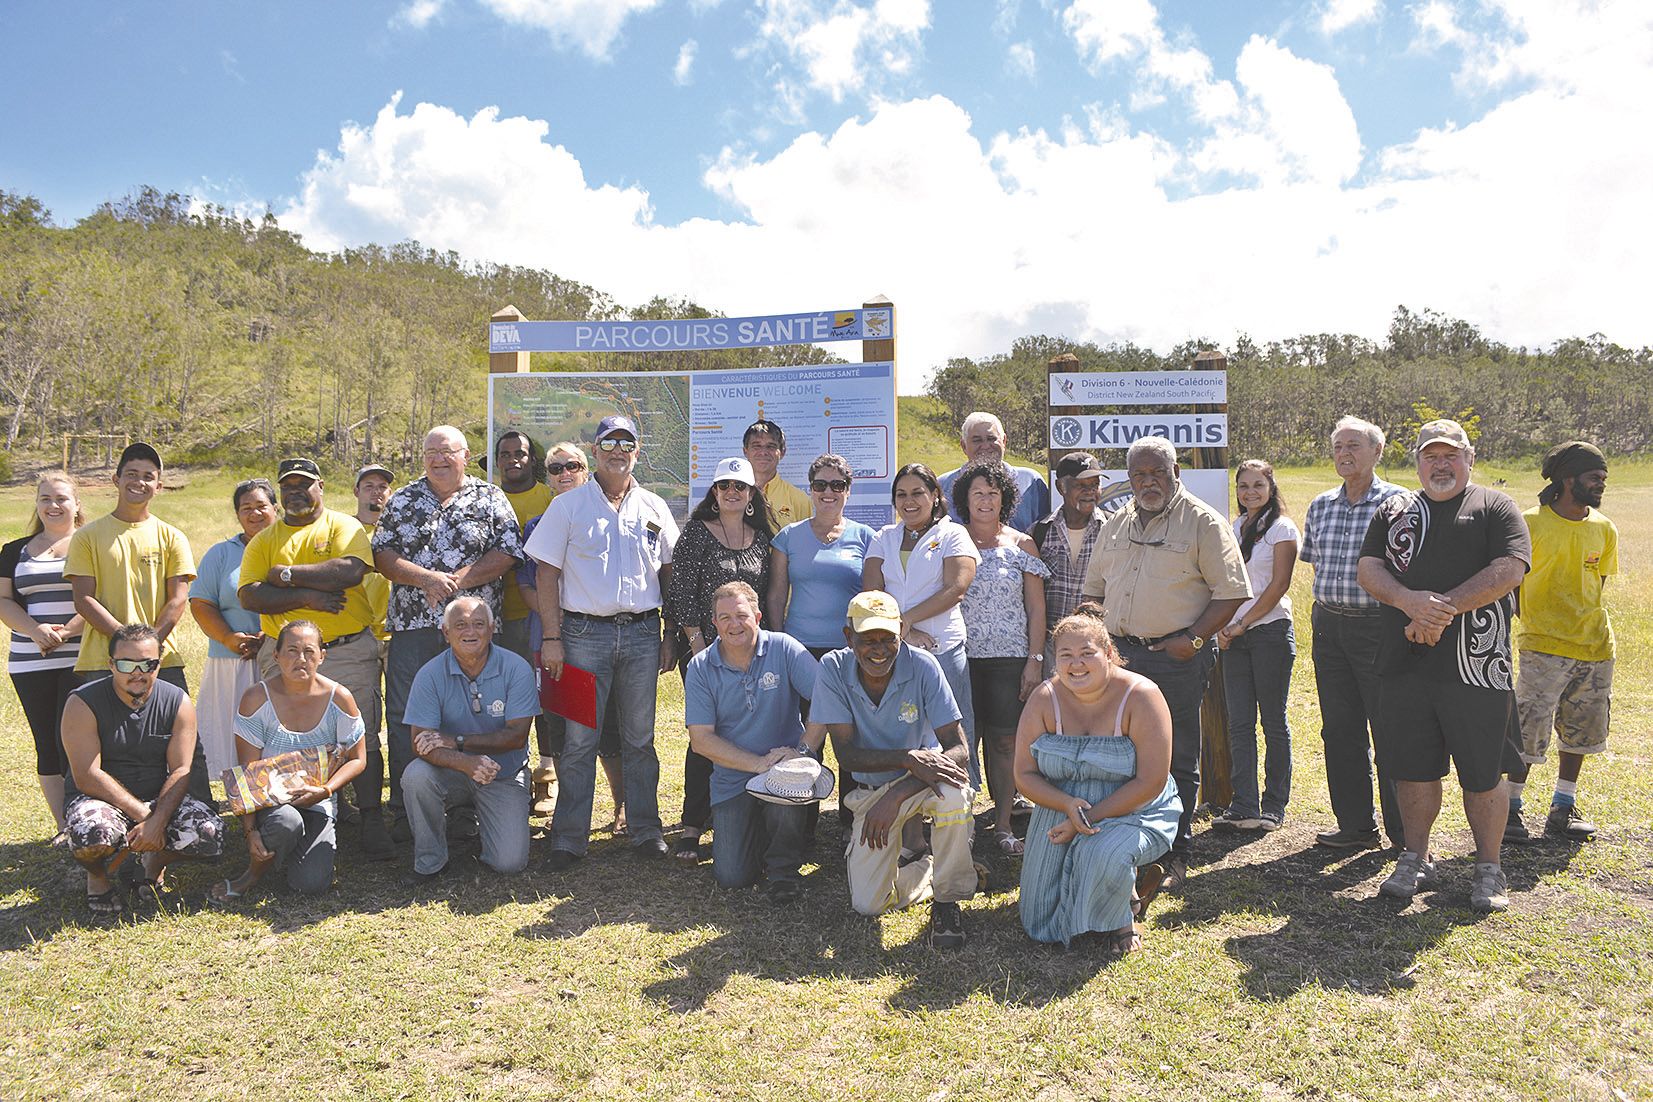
[1299, 477, 1404, 609]
[371, 476, 523, 632]
[1035, 507, 1104, 629]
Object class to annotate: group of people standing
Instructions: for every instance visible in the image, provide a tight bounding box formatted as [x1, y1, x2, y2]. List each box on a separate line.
[0, 407, 1619, 956]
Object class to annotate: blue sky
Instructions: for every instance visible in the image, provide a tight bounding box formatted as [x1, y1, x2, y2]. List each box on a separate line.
[3, 1, 1647, 389]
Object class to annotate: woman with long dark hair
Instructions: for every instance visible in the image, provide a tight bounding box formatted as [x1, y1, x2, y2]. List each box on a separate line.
[1215, 459, 1299, 831]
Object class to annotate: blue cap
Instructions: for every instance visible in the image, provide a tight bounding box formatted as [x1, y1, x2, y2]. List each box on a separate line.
[594, 415, 639, 442]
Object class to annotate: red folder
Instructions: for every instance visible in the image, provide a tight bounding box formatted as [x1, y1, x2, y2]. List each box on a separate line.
[537, 659, 599, 729]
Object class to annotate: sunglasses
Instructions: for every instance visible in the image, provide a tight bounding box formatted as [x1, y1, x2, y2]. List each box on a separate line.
[713, 480, 750, 493]
[810, 479, 850, 493]
[546, 460, 585, 475]
[469, 680, 483, 714]
[113, 657, 161, 674]
[596, 438, 638, 453]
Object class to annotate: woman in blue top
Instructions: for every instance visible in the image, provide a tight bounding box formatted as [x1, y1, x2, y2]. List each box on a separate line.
[0, 470, 87, 833]
[1016, 604, 1181, 958]
[189, 478, 278, 779]
[211, 620, 365, 902]
[767, 453, 876, 659]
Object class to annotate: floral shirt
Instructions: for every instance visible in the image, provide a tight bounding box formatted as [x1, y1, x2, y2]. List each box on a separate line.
[370, 475, 523, 632]
[667, 520, 772, 638]
[961, 544, 1051, 658]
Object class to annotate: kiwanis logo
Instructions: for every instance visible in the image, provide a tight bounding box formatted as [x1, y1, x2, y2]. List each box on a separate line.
[759, 671, 779, 691]
[488, 699, 506, 717]
[1051, 417, 1083, 449]
[899, 701, 919, 725]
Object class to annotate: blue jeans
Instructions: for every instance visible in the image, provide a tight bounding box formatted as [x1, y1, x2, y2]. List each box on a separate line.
[385, 627, 450, 815]
[402, 759, 530, 875]
[1115, 639, 1216, 858]
[932, 641, 978, 787]
[1222, 619, 1295, 820]
[553, 613, 665, 854]
[710, 793, 809, 889]
[256, 803, 336, 894]
[1311, 604, 1404, 844]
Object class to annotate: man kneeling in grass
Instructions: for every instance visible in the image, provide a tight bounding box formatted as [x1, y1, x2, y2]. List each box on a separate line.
[684, 582, 828, 906]
[61, 624, 224, 915]
[811, 591, 976, 949]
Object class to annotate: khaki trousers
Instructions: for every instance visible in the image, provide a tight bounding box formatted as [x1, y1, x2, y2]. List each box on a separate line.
[843, 778, 976, 916]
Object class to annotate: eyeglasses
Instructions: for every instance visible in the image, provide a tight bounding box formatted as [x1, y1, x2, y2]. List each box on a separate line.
[546, 460, 585, 475]
[1127, 518, 1165, 548]
[113, 657, 161, 674]
[713, 480, 749, 493]
[468, 680, 482, 714]
[596, 438, 638, 453]
[423, 447, 467, 460]
[810, 479, 850, 493]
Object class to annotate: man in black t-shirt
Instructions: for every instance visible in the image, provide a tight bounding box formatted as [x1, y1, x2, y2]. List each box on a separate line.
[1357, 420, 1530, 913]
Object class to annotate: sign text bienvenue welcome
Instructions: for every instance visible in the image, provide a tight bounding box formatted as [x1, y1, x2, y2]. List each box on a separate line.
[489, 308, 894, 354]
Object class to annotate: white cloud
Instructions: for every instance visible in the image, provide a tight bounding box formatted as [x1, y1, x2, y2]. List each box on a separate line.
[674, 39, 698, 84]
[1062, 0, 1238, 122]
[752, 0, 932, 105]
[475, 0, 663, 59]
[393, 0, 447, 29]
[281, 2, 1653, 389]
[1320, 0, 1382, 36]
[1007, 41, 1036, 79]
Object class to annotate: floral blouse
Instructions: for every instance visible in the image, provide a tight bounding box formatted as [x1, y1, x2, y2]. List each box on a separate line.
[960, 544, 1051, 658]
[370, 476, 523, 632]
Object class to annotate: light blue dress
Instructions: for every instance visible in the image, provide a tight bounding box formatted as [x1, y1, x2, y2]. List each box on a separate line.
[1019, 683, 1182, 945]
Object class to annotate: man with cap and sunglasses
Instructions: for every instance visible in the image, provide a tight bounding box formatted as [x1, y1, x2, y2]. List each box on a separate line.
[66, 441, 197, 689]
[1503, 441, 1616, 844]
[1359, 419, 1530, 912]
[239, 457, 394, 857]
[744, 420, 813, 528]
[526, 414, 679, 867]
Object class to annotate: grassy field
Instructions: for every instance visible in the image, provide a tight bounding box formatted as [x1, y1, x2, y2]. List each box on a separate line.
[1, 417, 1650, 1100]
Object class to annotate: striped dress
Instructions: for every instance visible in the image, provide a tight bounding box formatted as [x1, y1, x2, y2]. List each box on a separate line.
[1, 536, 80, 674]
[1018, 684, 1182, 945]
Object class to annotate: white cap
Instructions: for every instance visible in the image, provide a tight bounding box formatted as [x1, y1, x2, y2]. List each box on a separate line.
[712, 456, 756, 486]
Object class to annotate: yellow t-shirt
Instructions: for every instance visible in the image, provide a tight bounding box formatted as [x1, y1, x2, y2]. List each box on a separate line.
[502, 483, 552, 621]
[65, 513, 197, 671]
[764, 475, 814, 529]
[362, 568, 390, 642]
[238, 509, 375, 641]
[1517, 505, 1617, 662]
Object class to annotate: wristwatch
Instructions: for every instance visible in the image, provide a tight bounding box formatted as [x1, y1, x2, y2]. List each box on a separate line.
[279, 565, 293, 585]
[455, 735, 467, 755]
[1184, 629, 1206, 650]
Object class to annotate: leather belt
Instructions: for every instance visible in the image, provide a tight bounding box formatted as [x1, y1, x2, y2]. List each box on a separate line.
[564, 608, 661, 625]
[322, 629, 369, 649]
[1116, 630, 1185, 649]
[1315, 603, 1380, 618]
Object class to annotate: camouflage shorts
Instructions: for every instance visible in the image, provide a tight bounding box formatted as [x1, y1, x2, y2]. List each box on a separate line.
[64, 794, 225, 862]
[1515, 650, 1613, 763]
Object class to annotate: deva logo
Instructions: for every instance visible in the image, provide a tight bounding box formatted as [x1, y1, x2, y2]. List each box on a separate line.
[493, 325, 522, 347]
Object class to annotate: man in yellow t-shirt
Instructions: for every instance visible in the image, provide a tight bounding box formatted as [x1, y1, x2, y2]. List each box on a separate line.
[743, 419, 813, 528]
[66, 442, 197, 687]
[239, 456, 391, 857]
[493, 431, 553, 662]
[1505, 442, 1617, 844]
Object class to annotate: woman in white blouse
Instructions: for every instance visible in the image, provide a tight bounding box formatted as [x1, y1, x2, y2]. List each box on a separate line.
[862, 463, 980, 781]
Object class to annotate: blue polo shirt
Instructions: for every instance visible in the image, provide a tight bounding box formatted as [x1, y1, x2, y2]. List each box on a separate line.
[810, 642, 960, 787]
[684, 630, 820, 805]
[403, 644, 540, 779]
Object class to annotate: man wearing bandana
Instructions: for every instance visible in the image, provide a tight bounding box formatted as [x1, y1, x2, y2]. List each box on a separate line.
[1503, 442, 1616, 844]
[1357, 420, 1530, 912]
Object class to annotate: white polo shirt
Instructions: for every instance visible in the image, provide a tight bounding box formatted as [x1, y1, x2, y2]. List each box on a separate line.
[865, 517, 980, 652]
[523, 479, 679, 616]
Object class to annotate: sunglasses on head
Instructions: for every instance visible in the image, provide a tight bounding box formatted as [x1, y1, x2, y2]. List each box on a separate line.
[113, 657, 161, 674]
[596, 438, 638, 453]
[810, 479, 850, 493]
[713, 479, 749, 493]
[546, 460, 585, 475]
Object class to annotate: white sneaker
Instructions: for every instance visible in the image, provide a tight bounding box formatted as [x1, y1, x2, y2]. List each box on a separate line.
[1470, 862, 1510, 912]
[1378, 851, 1438, 899]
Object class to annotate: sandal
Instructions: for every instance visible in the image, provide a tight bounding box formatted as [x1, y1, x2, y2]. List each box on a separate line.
[1101, 927, 1143, 961]
[992, 829, 1024, 856]
[208, 879, 246, 907]
[1133, 863, 1167, 923]
[86, 887, 123, 916]
[673, 836, 704, 866]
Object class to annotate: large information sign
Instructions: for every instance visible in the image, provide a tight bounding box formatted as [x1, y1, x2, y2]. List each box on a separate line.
[490, 307, 894, 354]
[489, 362, 897, 527]
[1047, 369, 1230, 517]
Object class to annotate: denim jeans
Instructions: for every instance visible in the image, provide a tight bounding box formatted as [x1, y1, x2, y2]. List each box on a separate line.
[552, 613, 665, 854]
[709, 793, 809, 889]
[402, 758, 530, 875]
[1222, 618, 1295, 820]
[256, 802, 336, 894]
[1114, 639, 1216, 858]
[1311, 604, 1404, 844]
[385, 627, 450, 815]
[932, 641, 979, 787]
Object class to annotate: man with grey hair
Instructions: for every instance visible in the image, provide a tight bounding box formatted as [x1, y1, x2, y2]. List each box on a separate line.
[400, 595, 539, 884]
[937, 411, 1050, 533]
[373, 425, 524, 843]
[1298, 415, 1408, 851]
[1080, 436, 1251, 888]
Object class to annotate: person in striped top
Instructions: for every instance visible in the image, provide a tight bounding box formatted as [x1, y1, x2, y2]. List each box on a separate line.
[0, 471, 87, 832]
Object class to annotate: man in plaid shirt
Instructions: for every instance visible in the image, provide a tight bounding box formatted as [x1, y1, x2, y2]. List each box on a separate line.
[1033, 452, 1108, 673]
[1298, 416, 1406, 851]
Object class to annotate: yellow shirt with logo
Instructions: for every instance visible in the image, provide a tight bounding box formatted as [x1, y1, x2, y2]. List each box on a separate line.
[65, 513, 197, 672]
[763, 475, 814, 529]
[1517, 504, 1617, 662]
[238, 509, 375, 642]
[503, 483, 552, 621]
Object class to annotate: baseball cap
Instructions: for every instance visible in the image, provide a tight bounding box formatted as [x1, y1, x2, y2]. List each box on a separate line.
[1415, 420, 1471, 453]
[277, 457, 323, 483]
[594, 415, 639, 442]
[117, 441, 162, 473]
[1054, 453, 1103, 480]
[711, 456, 755, 486]
[355, 462, 393, 487]
[847, 591, 902, 635]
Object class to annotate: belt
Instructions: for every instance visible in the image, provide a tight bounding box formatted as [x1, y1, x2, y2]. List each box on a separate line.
[1116, 630, 1186, 649]
[564, 608, 660, 625]
[1315, 602, 1381, 618]
[322, 629, 369, 649]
